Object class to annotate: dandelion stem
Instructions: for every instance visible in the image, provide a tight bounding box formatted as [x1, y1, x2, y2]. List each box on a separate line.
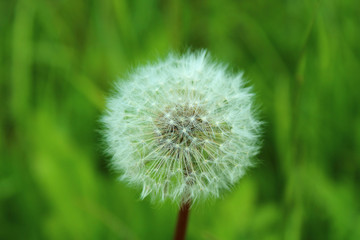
[174, 201, 191, 240]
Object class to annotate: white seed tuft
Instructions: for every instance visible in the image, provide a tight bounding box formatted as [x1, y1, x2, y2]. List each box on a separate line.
[102, 50, 262, 205]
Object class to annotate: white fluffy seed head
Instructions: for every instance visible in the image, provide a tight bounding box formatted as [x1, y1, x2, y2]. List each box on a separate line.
[102, 50, 262, 205]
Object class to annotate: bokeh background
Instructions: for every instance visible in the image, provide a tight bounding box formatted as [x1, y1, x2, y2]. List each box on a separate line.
[1, 0, 360, 239]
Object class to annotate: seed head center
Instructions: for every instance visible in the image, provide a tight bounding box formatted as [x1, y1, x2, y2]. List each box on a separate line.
[154, 103, 209, 149]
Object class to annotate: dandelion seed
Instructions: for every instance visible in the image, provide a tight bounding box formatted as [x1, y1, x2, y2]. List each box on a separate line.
[102, 50, 262, 205]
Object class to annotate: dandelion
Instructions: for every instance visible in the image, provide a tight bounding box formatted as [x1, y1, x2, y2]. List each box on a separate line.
[102, 50, 261, 202]
[101, 50, 262, 239]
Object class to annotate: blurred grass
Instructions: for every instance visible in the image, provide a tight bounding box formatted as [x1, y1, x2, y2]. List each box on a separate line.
[1, 0, 360, 239]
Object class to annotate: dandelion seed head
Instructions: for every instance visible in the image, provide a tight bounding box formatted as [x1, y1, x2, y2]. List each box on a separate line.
[102, 50, 262, 204]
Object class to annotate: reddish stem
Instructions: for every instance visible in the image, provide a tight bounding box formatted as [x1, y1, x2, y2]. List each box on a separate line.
[174, 202, 191, 240]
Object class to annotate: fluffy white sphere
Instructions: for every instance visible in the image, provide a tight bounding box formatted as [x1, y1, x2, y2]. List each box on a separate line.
[102, 50, 261, 204]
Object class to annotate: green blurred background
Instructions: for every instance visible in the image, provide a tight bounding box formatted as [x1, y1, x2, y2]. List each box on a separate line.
[1, 0, 360, 239]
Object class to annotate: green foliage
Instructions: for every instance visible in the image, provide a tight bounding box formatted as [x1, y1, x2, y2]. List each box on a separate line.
[1, 0, 359, 239]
